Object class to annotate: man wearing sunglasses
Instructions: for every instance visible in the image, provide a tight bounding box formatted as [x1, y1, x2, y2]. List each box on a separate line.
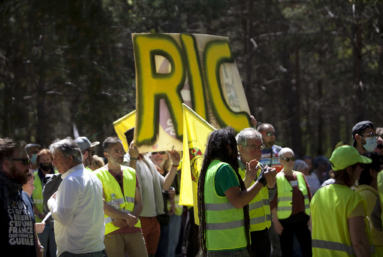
[0, 138, 43, 257]
[352, 121, 378, 155]
[124, 128, 180, 257]
[74, 136, 100, 172]
[257, 123, 283, 173]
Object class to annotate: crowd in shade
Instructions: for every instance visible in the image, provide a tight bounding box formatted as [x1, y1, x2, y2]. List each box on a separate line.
[1, 118, 383, 257]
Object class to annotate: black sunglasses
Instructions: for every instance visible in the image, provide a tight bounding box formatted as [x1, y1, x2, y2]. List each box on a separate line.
[6, 158, 30, 166]
[281, 157, 296, 162]
[152, 151, 166, 155]
[377, 145, 383, 149]
[261, 131, 276, 136]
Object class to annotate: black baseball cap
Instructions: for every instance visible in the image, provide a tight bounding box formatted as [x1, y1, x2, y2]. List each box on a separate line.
[352, 120, 375, 147]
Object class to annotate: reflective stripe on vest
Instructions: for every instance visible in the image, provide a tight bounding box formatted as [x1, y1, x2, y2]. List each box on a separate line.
[204, 160, 247, 251]
[94, 166, 141, 235]
[238, 165, 271, 231]
[311, 184, 375, 257]
[276, 171, 310, 219]
[206, 219, 245, 230]
[312, 239, 375, 255]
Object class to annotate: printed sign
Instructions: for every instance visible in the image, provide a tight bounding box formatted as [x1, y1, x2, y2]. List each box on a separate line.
[132, 33, 251, 152]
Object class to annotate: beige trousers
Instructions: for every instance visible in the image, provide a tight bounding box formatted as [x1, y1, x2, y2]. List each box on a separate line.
[104, 232, 148, 257]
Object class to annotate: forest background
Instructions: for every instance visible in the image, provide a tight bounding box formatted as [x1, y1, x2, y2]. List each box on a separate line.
[1, 0, 382, 158]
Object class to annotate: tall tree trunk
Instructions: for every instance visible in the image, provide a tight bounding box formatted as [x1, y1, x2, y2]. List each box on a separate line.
[281, 49, 301, 154]
[2, 83, 12, 137]
[36, 76, 47, 147]
[316, 79, 324, 155]
[352, 3, 365, 121]
[245, 0, 255, 115]
[294, 47, 302, 157]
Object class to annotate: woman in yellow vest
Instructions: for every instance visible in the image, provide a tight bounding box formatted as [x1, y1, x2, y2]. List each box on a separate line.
[270, 147, 312, 257]
[32, 149, 58, 257]
[198, 128, 277, 257]
[311, 145, 374, 256]
[355, 152, 383, 256]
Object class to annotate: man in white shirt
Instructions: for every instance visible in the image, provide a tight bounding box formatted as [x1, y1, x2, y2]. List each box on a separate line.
[47, 138, 106, 257]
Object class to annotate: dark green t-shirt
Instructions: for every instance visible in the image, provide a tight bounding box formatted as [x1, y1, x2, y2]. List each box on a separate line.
[214, 164, 240, 197]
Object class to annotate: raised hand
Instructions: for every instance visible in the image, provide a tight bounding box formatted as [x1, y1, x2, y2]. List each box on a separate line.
[168, 150, 181, 166]
[129, 140, 139, 159]
[245, 159, 259, 183]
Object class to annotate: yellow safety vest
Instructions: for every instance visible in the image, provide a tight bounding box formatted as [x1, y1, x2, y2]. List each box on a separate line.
[276, 171, 310, 219]
[85, 166, 93, 172]
[378, 172, 383, 227]
[238, 165, 271, 231]
[32, 169, 58, 222]
[204, 160, 247, 251]
[94, 166, 141, 235]
[311, 184, 375, 256]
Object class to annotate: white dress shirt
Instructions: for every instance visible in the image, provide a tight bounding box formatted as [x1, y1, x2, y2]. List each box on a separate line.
[48, 164, 105, 256]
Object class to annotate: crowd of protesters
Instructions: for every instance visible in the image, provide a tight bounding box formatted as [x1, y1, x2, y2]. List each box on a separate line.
[1, 118, 383, 257]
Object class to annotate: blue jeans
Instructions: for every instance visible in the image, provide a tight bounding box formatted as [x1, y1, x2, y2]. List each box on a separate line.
[156, 223, 170, 257]
[59, 250, 107, 257]
[166, 215, 182, 257]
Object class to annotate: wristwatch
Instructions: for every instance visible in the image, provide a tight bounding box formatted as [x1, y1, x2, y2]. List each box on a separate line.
[40, 245, 44, 253]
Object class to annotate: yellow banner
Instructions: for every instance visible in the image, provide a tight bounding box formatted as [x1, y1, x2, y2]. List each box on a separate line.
[113, 110, 136, 152]
[180, 104, 216, 224]
[132, 33, 251, 153]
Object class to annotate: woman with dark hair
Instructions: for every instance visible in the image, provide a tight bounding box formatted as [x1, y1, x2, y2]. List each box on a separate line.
[197, 127, 276, 257]
[355, 152, 383, 255]
[311, 146, 374, 256]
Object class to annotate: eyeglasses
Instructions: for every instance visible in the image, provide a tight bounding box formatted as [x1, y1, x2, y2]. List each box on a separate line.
[152, 151, 166, 155]
[5, 158, 30, 166]
[281, 157, 296, 162]
[246, 145, 265, 151]
[377, 145, 383, 149]
[360, 132, 378, 139]
[261, 131, 276, 136]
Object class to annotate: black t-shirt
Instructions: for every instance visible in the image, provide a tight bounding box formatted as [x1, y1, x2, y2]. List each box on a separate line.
[0, 190, 36, 257]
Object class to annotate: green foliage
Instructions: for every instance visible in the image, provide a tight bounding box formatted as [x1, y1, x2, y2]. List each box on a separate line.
[0, 0, 383, 158]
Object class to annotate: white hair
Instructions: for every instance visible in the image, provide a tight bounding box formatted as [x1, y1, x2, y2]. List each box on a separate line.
[236, 128, 263, 146]
[50, 137, 83, 165]
[279, 147, 294, 158]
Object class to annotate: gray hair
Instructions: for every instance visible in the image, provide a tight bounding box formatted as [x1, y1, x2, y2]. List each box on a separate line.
[50, 137, 82, 165]
[102, 137, 122, 152]
[236, 128, 263, 146]
[293, 159, 308, 171]
[279, 147, 294, 158]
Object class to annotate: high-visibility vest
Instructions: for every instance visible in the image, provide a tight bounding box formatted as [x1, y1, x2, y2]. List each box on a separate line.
[378, 172, 383, 227]
[238, 165, 271, 231]
[94, 166, 141, 235]
[204, 160, 247, 251]
[32, 169, 58, 222]
[311, 184, 375, 256]
[276, 171, 310, 219]
[85, 166, 93, 172]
